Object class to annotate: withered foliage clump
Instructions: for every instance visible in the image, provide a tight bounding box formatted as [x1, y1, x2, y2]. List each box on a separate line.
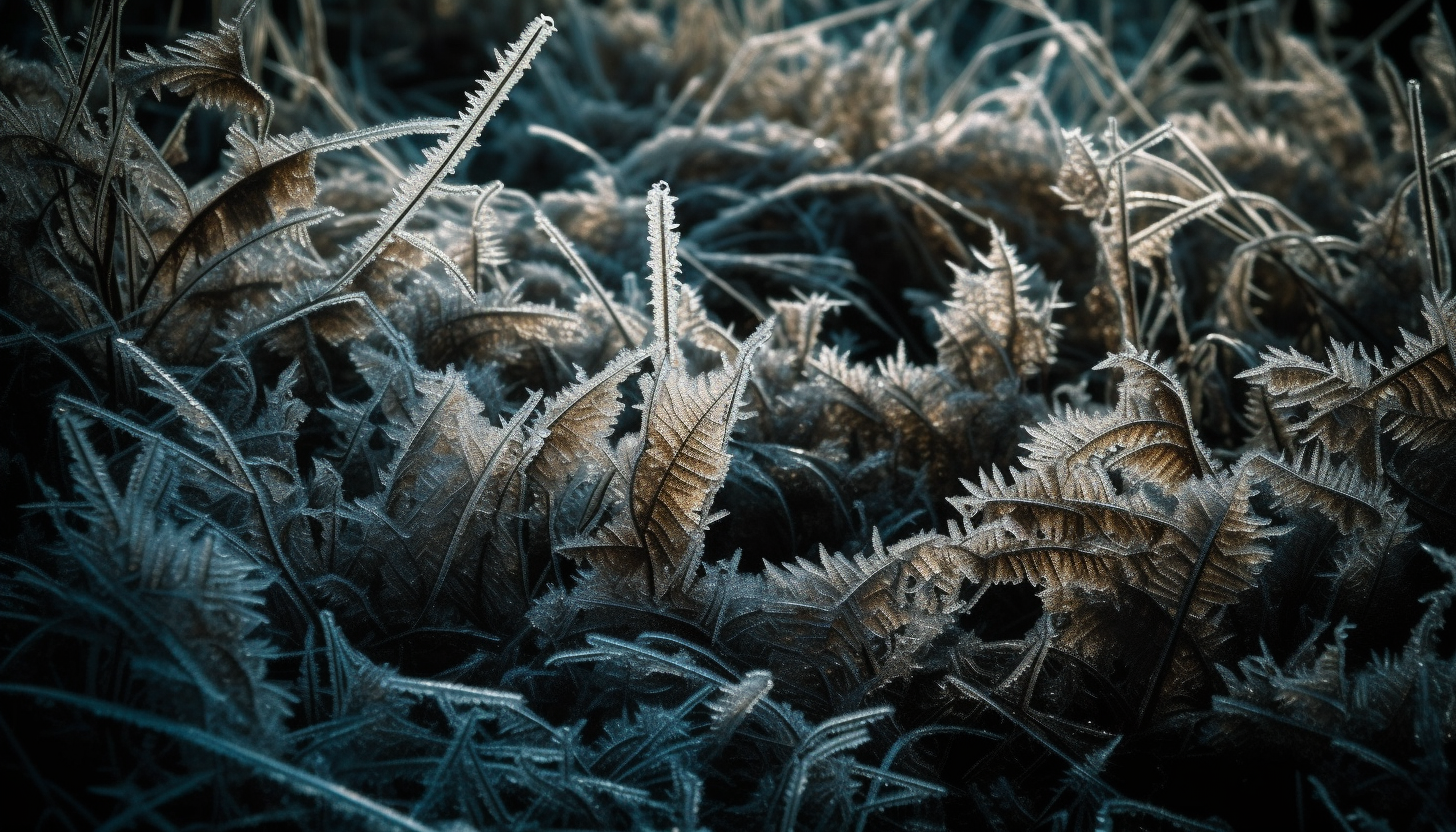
[1, 1, 1454, 830]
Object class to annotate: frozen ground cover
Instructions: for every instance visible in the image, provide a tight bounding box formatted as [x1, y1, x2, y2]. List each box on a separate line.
[1, 0, 1454, 829]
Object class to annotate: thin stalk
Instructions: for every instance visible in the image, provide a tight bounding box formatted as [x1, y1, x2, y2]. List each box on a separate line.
[1408, 80, 1448, 295]
[56, 0, 117, 141]
[679, 244, 769, 322]
[1110, 117, 1139, 348]
[534, 211, 635, 346]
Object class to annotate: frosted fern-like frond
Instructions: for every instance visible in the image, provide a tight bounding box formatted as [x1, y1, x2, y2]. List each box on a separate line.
[938, 463, 1269, 620]
[1240, 294, 1456, 473]
[1247, 446, 1400, 536]
[769, 293, 845, 371]
[332, 15, 555, 294]
[909, 414, 1273, 720]
[349, 366, 542, 627]
[1022, 348, 1216, 484]
[1247, 446, 1417, 601]
[759, 530, 958, 687]
[117, 340, 257, 492]
[43, 412, 293, 734]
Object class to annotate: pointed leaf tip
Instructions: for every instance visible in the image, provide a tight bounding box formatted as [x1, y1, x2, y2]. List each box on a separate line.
[646, 181, 683, 365]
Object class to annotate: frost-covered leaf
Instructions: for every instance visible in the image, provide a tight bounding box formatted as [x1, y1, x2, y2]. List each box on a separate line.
[592, 322, 771, 597]
[118, 3, 271, 124]
[142, 119, 453, 337]
[708, 670, 773, 745]
[1052, 129, 1109, 218]
[530, 347, 649, 500]
[1240, 295, 1456, 474]
[932, 225, 1062, 388]
[1126, 193, 1223, 267]
[347, 366, 543, 628]
[1023, 348, 1216, 483]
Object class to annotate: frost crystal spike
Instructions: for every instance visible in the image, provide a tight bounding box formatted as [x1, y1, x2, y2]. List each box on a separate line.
[329, 15, 555, 296]
[646, 180, 683, 366]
